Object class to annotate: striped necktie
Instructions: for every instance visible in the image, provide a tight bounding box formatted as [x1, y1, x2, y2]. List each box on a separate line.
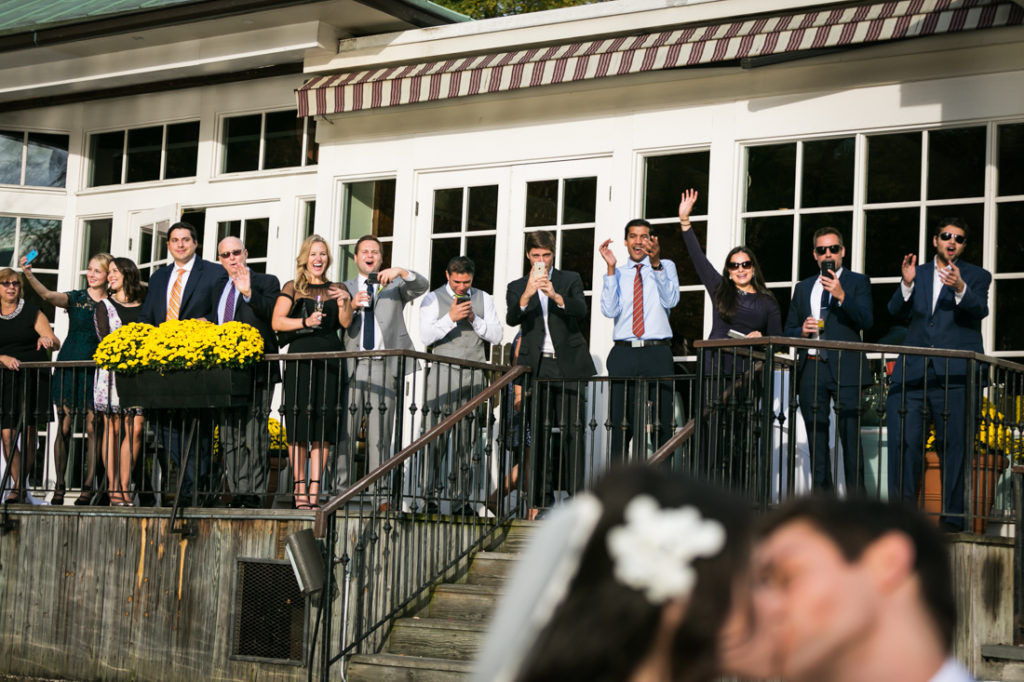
[632, 264, 645, 338]
[223, 284, 236, 322]
[167, 267, 185, 321]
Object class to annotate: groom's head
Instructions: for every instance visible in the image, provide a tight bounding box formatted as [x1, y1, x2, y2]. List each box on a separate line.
[751, 497, 955, 681]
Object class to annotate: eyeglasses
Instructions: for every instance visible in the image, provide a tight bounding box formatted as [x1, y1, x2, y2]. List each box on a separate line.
[814, 244, 843, 255]
[938, 232, 966, 244]
[728, 260, 753, 271]
[0, 281, 20, 288]
[218, 249, 244, 259]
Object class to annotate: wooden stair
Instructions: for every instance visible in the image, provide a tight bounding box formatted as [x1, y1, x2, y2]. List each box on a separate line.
[346, 522, 536, 681]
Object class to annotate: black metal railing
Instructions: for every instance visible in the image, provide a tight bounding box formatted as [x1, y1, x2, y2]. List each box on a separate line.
[690, 337, 1024, 533]
[311, 359, 529, 678]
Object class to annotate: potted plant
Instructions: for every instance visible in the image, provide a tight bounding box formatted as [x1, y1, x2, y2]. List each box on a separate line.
[94, 319, 265, 409]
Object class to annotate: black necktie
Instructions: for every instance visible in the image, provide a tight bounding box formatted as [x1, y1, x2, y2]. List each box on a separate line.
[363, 279, 375, 350]
[819, 288, 830, 359]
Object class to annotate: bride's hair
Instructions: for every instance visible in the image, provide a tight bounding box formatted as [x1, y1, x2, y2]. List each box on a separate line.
[513, 467, 752, 682]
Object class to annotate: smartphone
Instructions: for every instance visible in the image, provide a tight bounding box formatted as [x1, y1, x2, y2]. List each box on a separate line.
[820, 259, 835, 279]
[454, 294, 470, 303]
[532, 261, 546, 277]
[727, 329, 747, 340]
[23, 249, 38, 265]
[367, 272, 379, 285]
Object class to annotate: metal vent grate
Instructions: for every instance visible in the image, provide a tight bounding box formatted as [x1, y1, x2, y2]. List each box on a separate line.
[232, 559, 306, 664]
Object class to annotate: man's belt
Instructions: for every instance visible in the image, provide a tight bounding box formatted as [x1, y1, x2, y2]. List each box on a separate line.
[614, 339, 671, 348]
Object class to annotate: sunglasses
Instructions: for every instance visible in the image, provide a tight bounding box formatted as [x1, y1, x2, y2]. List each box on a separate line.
[728, 260, 753, 271]
[218, 249, 244, 259]
[814, 244, 843, 255]
[938, 232, 966, 244]
[0, 281, 20, 288]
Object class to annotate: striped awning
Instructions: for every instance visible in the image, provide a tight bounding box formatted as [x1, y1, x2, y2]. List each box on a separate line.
[297, 0, 1024, 117]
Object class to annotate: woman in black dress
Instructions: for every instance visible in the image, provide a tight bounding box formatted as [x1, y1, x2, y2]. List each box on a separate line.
[272, 235, 353, 509]
[21, 252, 111, 505]
[93, 258, 145, 506]
[0, 268, 60, 503]
[677, 189, 781, 489]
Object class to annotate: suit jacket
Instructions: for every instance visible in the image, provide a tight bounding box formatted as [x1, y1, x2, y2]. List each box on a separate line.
[208, 269, 282, 385]
[784, 269, 873, 387]
[139, 257, 223, 325]
[887, 259, 990, 385]
[506, 268, 596, 379]
[343, 271, 428, 373]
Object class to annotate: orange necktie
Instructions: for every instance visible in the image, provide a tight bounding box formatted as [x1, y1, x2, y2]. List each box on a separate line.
[167, 268, 185, 321]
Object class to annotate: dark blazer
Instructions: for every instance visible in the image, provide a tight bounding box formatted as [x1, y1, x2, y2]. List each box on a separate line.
[887, 259, 990, 385]
[209, 269, 282, 385]
[139, 257, 223, 325]
[506, 268, 596, 379]
[785, 268, 874, 387]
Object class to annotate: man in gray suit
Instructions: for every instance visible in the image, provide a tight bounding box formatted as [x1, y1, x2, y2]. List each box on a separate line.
[342, 235, 428, 482]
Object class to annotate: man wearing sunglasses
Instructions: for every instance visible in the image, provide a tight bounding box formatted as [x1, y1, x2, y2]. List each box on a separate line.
[784, 227, 873, 493]
[887, 218, 991, 531]
[208, 236, 282, 508]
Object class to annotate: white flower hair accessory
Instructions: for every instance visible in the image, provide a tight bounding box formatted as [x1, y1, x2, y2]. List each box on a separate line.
[606, 495, 726, 604]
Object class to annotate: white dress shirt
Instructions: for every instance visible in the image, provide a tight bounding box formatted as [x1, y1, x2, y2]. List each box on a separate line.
[419, 284, 503, 347]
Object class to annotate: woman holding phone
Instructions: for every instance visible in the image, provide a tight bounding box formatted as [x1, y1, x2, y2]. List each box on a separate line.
[20, 250, 111, 505]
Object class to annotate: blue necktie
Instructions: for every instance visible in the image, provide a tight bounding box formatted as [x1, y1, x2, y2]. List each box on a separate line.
[363, 279, 375, 350]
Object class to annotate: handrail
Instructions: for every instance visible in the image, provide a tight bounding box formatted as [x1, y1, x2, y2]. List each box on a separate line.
[695, 336, 1024, 372]
[647, 359, 766, 466]
[313, 363, 531, 538]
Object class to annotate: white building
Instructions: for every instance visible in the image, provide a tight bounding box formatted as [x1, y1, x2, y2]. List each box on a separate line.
[3, 0, 1023, 367]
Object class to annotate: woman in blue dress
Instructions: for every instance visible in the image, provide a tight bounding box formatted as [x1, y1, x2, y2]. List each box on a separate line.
[21, 252, 111, 505]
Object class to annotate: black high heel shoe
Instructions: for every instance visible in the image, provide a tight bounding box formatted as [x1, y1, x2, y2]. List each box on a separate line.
[74, 486, 93, 506]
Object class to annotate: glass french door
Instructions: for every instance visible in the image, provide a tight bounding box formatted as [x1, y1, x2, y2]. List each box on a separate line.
[204, 203, 279, 274]
[413, 158, 611, 346]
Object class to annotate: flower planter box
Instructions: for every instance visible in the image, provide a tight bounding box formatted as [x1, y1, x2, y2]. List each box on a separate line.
[117, 367, 254, 409]
[917, 450, 1009, 533]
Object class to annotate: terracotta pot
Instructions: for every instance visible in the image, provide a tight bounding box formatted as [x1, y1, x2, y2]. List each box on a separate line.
[916, 450, 1008, 533]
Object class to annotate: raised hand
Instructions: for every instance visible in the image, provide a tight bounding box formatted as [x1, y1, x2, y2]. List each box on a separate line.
[678, 188, 699, 227]
[645, 235, 661, 268]
[900, 254, 917, 286]
[599, 239, 617, 274]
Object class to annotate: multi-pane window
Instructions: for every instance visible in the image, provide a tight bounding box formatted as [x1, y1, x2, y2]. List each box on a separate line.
[80, 218, 113, 288]
[0, 216, 61, 319]
[0, 129, 69, 188]
[523, 176, 598, 341]
[994, 122, 1024, 354]
[301, 199, 316, 240]
[338, 179, 395, 281]
[221, 111, 317, 174]
[88, 121, 199, 187]
[429, 185, 498, 294]
[641, 150, 711, 357]
[216, 219, 270, 273]
[136, 220, 170, 283]
[741, 122, 1021, 355]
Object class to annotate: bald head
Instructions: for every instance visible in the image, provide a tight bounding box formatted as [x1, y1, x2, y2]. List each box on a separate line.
[217, 236, 247, 273]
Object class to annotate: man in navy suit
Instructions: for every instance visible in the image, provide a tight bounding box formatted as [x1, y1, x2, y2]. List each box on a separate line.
[210, 236, 281, 508]
[887, 218, 990, 531]
[785, 227, 873, 493]
[140, 221, 223, 505]
[506, 231, 596, 509]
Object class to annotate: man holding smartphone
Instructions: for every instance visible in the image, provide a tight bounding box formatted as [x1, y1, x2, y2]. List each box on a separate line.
[887, 218, 991, 531]
[342, 235, 427, 485]
[784, 227, 873, 493]
[599, 219, 679, 464]
[506, 231, 596, 511]
[418, 256, 502, 513]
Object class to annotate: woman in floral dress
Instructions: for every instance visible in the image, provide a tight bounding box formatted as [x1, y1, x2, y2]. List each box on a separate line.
[21, 252, 111, 505]
[93, 258, 145, 506]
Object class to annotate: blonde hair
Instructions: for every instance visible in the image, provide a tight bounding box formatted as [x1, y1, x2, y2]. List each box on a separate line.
[0, 267, 22, 289]
[89, 252, 114, 272]
[294, 235, 332, 297]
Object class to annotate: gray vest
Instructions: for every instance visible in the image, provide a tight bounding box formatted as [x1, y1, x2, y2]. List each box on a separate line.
[429, 286, 487, 362]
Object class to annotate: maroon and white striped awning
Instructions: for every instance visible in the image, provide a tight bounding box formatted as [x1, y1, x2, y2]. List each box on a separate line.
[297, 0, 1023, 117]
